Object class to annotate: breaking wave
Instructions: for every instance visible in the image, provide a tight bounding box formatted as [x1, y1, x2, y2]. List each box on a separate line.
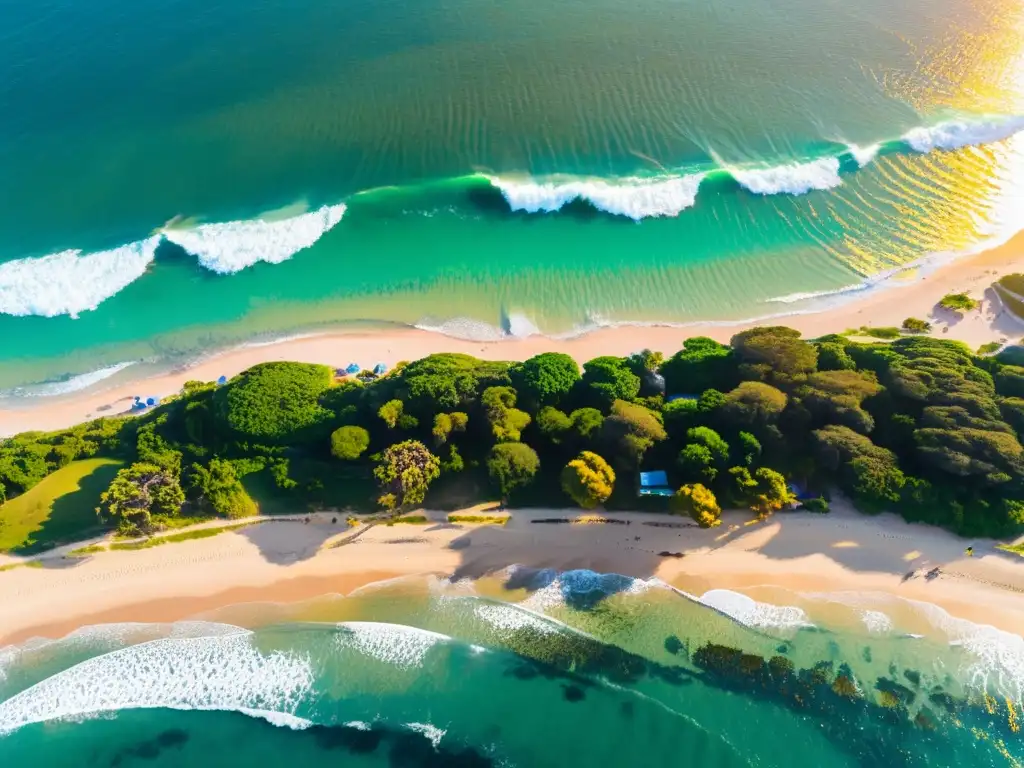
[698, 589, 813, 634]
[729, 156, 842, 195]
[0, 362, 136, 399]
[334, 622, 450, 669]
[0, 631, 314, 736]
[163, 204, 346, 274]
[0, 237, 160, 318]
[902, 115, 1024, 153]
[489, 172, 706, 220]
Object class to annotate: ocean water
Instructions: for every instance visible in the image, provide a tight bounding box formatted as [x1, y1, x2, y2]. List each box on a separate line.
[0, 571, 1022, 766]
[1, 0, 1024, 392]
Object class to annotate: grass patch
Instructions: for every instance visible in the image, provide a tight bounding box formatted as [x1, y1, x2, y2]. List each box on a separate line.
[109, 523, 251, 551]
[386, 515, 430, 525]
[938, 292, 978, 313]
[995, 284, 1024, 322]
[0, 560, 44, 572]
[857, 326, 902, 340]
[0, 458, 123, 554]
[997, 543, 1024, 557]
[977, 341, 1002, 356]
[447, 514, 510, 525]
[68, 544, 107, 557]
[241, 461, 377, 515]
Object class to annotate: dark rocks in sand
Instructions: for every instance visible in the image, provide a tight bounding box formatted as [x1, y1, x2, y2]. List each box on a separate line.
[658, 551, 684, 558]
[664, 635, 684, 655]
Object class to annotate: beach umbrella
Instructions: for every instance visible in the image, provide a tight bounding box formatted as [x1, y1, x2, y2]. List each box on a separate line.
[146, 396, 159, 407]
[217, 375, 228, 386]
[373, 362, 388, 375]
[345, 363, 361, 375]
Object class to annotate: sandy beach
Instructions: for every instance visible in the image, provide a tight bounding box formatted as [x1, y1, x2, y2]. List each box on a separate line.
[3, 500, 1023, 647]
[2, 232, 1023, 438]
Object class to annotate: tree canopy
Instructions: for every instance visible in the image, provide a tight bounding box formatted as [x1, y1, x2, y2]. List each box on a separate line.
[487, 443, 541, 498]
[512, 353, 580, 405]
[220, 362, 334, 443]
[373, 441, 441, 511]
[331, 426, 371, 460]
[561, 451, 615, 508]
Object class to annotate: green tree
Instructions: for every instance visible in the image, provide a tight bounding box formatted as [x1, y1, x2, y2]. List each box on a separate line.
[581, 357, 641, 405]
[400, 354, 511, 412]
[793, 370, 882, 434]
[431, 412, 467, 446]
[722, 382, 788, 432]
[373, 441, 441, 512]
[220, 362, 334, 443]
[482, 386, 532, 442]
[331, 426, 371, 460]
[902, 317, 932, 334]
[536, 406, 572, 443]
[378, 399, 405, 429]
[561, 452, 615, 508]
[98, 462, 185, 533]
[731, 326, 817, 385]
[569, 408, 604, 440]
[602, 400, 667, 466]
[815, 342, 857, 372]
[737, 432, 761, 465]
[659, 337, 737, 394]
[487, 443, 541, 499]
[512, 353, 580, 405]
[673, 483, 722, 528]
[186, 459, 255, 519]
[679, 444, 717, 482]
[749, 467, 795, 518]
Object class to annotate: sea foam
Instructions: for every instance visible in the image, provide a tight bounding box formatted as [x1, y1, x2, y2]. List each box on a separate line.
[1, 362, 136, 399]
[163, 203, 346, 274]
[335, 622, 449, 669]
[0, 632, 314, 736]
[731, 157, 842, 195]
[698, 589, 813, 633]
[489, 174, 705, 220]
[902, 116, 1024, 153]
[0, 237, 160, 318]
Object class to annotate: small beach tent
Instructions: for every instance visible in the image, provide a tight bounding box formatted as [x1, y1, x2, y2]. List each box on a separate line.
[132, 396, 147, 411]
[787, 482, 816, 510]
[639, 470, 674, 497]
[345, 363, 361, 375]
[146, 396, 159, 407]
[217, 375, 228, 386]
[373, 362, 388, 375]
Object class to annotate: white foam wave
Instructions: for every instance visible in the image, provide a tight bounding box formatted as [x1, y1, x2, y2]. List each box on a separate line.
[414, 317, 510, 342]
[489, 173, 705, 220]
[902, 116, 1024, 153]
[345, 720, 372, 730]
[404, 721, 446, 749]
[731, 157, 842, 195]
[335, 622, 449, 669]
[914, 600, 1024, 703]
[238, 708, 313, 730]
[163, 203, 346, 274]
[0, 632, 314, 736]
[861, 610, 894, 635]
[474, 604, 559, 635]
[2, 362, 136, 399]
[698, 589, 813, 633]
[0, 237, 160, 318]
[505, 312, 541, 338]
[847, 143, 881, 168]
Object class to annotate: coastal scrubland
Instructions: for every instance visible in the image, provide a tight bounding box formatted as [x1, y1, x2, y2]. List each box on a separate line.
[3, 325, 1024, 552]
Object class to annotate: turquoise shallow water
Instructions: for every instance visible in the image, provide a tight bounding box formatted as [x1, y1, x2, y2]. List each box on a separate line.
[0, 571, 1022, 766]
[0, 0, 1022, 392]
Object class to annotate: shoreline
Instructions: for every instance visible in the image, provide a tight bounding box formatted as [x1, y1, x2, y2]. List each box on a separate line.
[3, 503, 1024, 647]
[2, 230, 1024, 436]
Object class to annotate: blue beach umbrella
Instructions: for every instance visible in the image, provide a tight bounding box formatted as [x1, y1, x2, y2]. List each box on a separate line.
[217, 375, 228, 386]
[146, 396, 159, 407]
[345, 363, 361, 375]
[373, 362, 388, 375]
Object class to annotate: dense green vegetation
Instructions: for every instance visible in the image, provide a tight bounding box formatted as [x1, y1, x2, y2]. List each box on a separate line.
[938, 292, 979, 314]
[4, 326, 1024, 547]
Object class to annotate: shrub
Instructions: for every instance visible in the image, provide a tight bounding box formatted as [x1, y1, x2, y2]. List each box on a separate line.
[673, 483, 721, 528]
[561, 452, 615, 509]
[938, 292, 978, 314]
[331, 426, 371, 461]
[220, 362, 333, 443]
[801, 497, 830, 514]
[373, 441, 441, 511]
[487, 443, 541, 498]
[902, 317, 931, 334]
